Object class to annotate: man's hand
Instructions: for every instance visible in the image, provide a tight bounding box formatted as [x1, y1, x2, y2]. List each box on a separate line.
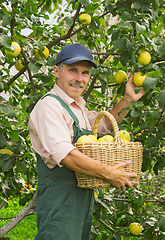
[124, 73, 145, 103]
[107, 161, 137, 190]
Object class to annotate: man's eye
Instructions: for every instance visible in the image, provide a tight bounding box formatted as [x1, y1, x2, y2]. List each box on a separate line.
[83, 71, 89, 75]
[70, 69, 76, 72]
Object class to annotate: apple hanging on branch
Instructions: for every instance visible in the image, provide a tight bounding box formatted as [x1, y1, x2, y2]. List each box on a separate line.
[113, 70, 127, 84]
[79, 13, 91, 25]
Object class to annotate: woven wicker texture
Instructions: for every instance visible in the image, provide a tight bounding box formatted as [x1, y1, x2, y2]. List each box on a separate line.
[74, 111, 143, 189]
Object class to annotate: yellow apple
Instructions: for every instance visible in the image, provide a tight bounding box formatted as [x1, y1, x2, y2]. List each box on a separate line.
[94, 191, 98, 199]
[129, 222, 142, 235]
[88, 134, 97, 141]
[133, 72, 146, 87]
[97, 135, 114, 142]
[137, 51, 151, 65]
[0, 148, 13, 156]
[15, 59, 25, 71]
[5, 42, 21, 58]
[77, 135, 93, 143]
[120, 138, 129, 142]
[113, 70, 127, 84]
[119, 130, 130, 142]
[79, 13, 91, 25]
[35, 46, 49, 60]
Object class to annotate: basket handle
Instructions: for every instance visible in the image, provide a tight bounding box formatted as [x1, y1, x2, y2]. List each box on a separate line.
[92, 111, 122, 143]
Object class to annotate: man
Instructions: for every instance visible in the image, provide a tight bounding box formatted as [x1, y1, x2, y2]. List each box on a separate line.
[28, 43, 145, 240]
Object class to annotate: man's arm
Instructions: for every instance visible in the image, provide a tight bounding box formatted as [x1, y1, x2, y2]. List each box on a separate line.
[61, 149, 137, 190]
[106, 73, 145, 128]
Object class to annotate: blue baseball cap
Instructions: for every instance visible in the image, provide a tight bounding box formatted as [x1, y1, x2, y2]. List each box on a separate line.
[55, 43, 97, 68]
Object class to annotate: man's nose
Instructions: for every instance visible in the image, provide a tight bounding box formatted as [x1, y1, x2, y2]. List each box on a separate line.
[75, 73, 83, 81]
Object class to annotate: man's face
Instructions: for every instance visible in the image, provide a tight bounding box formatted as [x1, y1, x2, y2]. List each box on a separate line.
[54, 61, 92, 101]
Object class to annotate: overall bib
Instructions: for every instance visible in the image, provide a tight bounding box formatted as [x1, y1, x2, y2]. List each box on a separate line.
[34, 94, 94, 240]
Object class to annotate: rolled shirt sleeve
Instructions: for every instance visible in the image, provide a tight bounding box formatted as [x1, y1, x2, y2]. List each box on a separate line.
[29, 97, 76, 167]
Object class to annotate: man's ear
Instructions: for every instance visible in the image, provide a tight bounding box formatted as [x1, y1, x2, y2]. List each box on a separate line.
[54, 65, 60, 78]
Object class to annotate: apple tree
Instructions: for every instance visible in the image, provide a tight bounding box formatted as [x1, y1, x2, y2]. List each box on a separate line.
[0, 0, 165, 239]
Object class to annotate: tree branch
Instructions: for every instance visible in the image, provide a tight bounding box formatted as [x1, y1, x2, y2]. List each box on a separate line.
[133, 106, 165, 135]
[47, 3, 82, 49]
[37, 0, 47, 9]
[5, 66, 27, 88]
[0, 192, 37, 238]
[22, 50, 36, 96]
[84, 75, 98, 101]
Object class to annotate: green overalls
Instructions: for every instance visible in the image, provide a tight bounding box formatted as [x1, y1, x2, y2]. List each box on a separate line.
[34, 94, 94, 240]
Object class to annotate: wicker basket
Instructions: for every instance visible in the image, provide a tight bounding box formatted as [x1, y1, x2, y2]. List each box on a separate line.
[74, 111, 143, 189]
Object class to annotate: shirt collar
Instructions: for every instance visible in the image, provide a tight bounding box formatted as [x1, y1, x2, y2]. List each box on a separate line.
[50, 84, 85, 107]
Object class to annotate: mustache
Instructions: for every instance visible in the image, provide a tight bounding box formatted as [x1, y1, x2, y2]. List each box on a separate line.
[69, 81, 85, 88]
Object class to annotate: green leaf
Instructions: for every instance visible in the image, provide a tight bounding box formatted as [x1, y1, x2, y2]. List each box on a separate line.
[120, 50, 129, 66]
[86, 3, 99, 12]
[33, 73, 52, 83]
[19, 161, 28, 174]
[101, 80, 107, 94]
[47, 56, 56, 66]
[2, 158, 13, 172]
[99, 18, 106, 27]
[0, 82, 4, 91]
[99, 73, 107, 81]
[113, 37, 126, 50]
[148, 135, 158, 147]
[136, 22, 146, 34]
[65, 17, 73, 28]
[90, 19, 97, 31]
[126, 40, 134, 53]
[2, 15, 12, 26]
[91, 89, 104, 98]
[146, 71, 162, 77]
[10, 130, 19, 141]
[131, 109, 141, 118]
[121, 11, 131, 21]
[132, 196, 143, 209]
[0, 104, 15, 117]
[159, 215, 165, 228]
[113, 234, 121, 240]
[153, 161, 164, 175]
[142, 77, 157, 91]
[0, 132, 7, 148]
[79, 0, 89, 5]
[0, 35, 11, 48]
[19, 197, 29, 206]
[141, 34, 149, 46]
[28, 63, 39, 74]
[90, 68, 99, 76]
[158, 90, 165, 107]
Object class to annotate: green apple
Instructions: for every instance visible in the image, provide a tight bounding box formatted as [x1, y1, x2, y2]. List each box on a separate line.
[113, 70, 127, 84]
[137, 51, 151, 65]
[133, 72, 146, 87]
[79, 13, 91, 25]
[129, 222, 142, 235]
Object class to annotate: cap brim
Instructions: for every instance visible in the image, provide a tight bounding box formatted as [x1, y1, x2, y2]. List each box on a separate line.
[62, 57, 97, 69]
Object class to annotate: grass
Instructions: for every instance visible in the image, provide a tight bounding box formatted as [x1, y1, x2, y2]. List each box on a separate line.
[1, 168, 165, 239]
[0, 199, 37, 240]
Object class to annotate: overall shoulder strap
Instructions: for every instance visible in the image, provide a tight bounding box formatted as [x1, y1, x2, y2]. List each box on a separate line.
[43, 93, 80, 127]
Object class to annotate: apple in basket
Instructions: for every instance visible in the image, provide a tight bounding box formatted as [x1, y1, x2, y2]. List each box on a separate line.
[76, 135, 97, 143]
